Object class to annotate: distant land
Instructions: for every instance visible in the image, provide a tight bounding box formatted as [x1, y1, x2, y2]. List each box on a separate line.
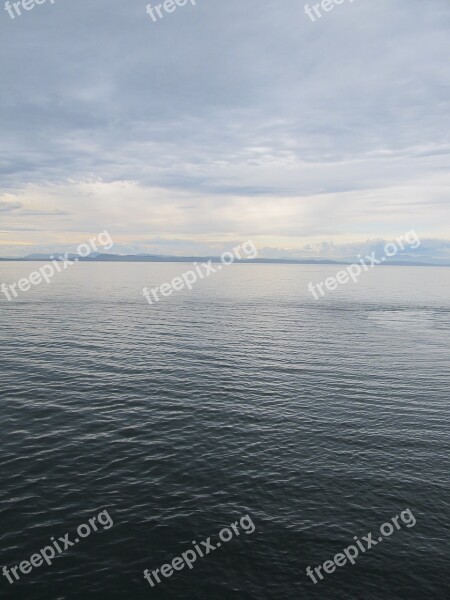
[0, 253, 449, 267]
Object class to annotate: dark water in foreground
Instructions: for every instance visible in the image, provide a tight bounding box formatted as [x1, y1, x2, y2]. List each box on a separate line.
[0, 263, 449, 599]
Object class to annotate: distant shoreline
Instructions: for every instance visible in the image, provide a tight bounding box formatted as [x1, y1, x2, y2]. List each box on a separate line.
[0, 255, 448, 267]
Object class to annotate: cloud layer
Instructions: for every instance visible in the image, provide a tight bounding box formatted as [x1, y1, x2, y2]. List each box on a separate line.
[0, 0, 449, 257]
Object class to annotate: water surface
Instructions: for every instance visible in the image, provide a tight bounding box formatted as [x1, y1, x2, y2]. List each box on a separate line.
[0, 263, 449, 599]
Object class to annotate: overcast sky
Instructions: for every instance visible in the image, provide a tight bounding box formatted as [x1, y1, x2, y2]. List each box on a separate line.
[0, 0, 449, 259]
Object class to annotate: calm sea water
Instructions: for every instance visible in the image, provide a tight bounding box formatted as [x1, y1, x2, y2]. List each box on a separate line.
[0, 262, 449, 599]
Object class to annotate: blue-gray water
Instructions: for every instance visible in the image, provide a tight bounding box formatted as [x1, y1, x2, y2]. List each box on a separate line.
[0, 263, 449, 599]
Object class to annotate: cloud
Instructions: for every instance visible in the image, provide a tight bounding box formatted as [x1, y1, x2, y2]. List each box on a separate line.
[259, 237, 450, 262]
[0, 200, 21, 212]
[0, 0, 449, 255]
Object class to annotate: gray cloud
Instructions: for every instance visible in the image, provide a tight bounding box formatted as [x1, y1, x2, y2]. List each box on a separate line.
[0, 0, 449, 255]
[0, 200, 21, 212]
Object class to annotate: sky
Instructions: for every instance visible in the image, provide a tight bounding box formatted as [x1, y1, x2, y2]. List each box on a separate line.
[0, 0, 449, 261]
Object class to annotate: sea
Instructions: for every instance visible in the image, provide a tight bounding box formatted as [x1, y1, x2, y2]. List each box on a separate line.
[0, 262, 449, 599]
